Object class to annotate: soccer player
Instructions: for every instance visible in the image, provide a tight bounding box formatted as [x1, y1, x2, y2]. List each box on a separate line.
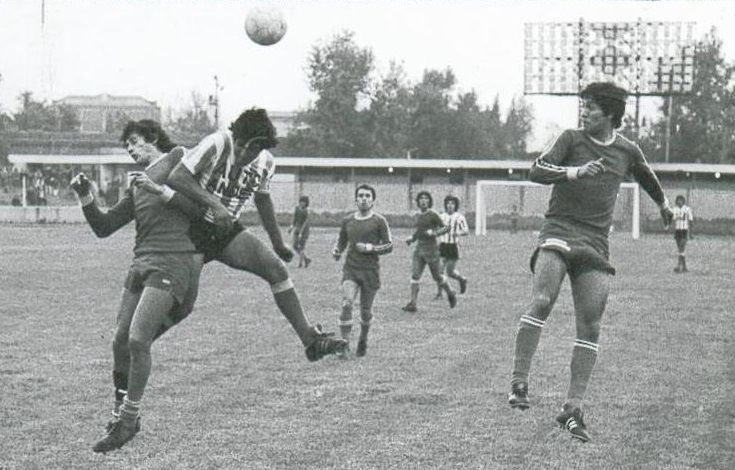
[507, 82, 674, 442]
[402, 190, 457, 312]
[288, 195, 312, 268]
[434, 195, 469, 300]
[332, 184, 393, 357]
[72, 120, 205, 453]
[672, 194, 694, 273]
[167, 107, 346, 361]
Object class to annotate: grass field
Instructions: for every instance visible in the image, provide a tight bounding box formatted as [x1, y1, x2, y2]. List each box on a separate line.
[1, 223, 733, 470]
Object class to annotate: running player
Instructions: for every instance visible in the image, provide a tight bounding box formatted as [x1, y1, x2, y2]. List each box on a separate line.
[72, 120, 205, 452]
[672, 194, 694, 273]
[288, 195, 312, 268]
[167, 108, 346, 361]
[332, 184, 393, 358]
[507, 82, 674, 442]
[402, 190, 457, 312]
[434, 195, 469, 299]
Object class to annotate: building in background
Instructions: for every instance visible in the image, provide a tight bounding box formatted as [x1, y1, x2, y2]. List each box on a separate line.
[55, 94, 161, 133]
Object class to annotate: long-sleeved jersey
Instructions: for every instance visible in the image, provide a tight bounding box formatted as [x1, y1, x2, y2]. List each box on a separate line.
[180, 130, 275, 222]
[411, 209, 446, 246]
[531, 129, 666, 233]
[334, 212, 393, 270]
[82, 148, 204, 255]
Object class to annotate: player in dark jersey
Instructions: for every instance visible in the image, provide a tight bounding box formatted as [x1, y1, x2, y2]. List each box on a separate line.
[288, 195, 312, 268]
[507, 82, 674, 442]
[332, 184, 393, 358]
[401, 190, 457, 312]
[71, 120, 205, 453]
[167, 108, 346, 361]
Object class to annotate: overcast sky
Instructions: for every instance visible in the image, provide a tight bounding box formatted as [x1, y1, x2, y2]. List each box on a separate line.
[1, 0, 733, 151]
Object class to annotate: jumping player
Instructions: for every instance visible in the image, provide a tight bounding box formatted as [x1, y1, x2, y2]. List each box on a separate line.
[72, 120, 205, 453]
[672, 194, 694, 273]
[332, 184, 393, 358]
[288, 195, 312, 268]
[434, 195, 469, 299]
[507, 82, 674, 442]
[402, 190, 457, 312]
[167, 108, 346, 361]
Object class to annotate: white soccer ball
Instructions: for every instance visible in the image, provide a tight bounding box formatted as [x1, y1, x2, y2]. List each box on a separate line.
[244, 6, 287, 46]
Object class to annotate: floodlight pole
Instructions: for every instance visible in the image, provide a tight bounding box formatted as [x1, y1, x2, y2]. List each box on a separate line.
[665, 94, 673, 163]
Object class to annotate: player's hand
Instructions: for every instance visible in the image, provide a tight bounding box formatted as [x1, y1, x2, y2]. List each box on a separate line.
[70, 173, 91, 197]
[274, 243, 294, 262]
[211, 205, 235, 232]
[129, 172, 163, 195]
[405, 236, 414, 245]
[287, 226, 293, 234]
[659, 200, 674, 228]
[332, 247, 341, 261]
[355, 242, 374, 253]
[577, 158, 605, 178]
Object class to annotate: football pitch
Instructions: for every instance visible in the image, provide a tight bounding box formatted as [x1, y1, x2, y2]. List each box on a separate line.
[1, 224, 732, 470]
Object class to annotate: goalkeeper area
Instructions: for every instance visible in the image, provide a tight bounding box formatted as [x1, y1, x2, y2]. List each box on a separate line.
[475, 180, 641, 239]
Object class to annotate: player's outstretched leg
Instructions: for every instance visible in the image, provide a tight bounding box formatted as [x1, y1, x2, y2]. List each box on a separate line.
[304, 324, 348, 361]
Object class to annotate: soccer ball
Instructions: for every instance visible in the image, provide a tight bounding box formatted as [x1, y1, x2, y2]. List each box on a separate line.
[244, 6, 287, 46]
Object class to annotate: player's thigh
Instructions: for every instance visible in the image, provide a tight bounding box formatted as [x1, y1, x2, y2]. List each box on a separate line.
[128, 287, 177, 346]
[115, 288, 141, 344]
[359, 287, 378, 313]
[411, 252, 426, 279]
[219, 230, 288, 283]
[427, 258, 444, 282]
[529, 250, 568, 312]
[341, 280, 360, 304]
[569, 269, 610, 335]
[445, 259, 458, 274]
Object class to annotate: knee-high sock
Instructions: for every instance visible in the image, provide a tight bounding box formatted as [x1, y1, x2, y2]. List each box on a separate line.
[271, 280, 312, 346]
[409, 281, 420, 304]
[565, 339, 599, 409]
[339, 304, 353, 342]
[511, 315, 545, 385]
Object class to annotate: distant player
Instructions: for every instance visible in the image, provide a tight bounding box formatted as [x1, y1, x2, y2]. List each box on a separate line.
[332, 184, 393, 357]
[434, 195, 469, 299]
[402, 190, 457, 312]
[507, 82, 673, 443]
[288, 195, 312, 268]
[672, 194, 694, 273]
[72, 120, 205, 452]
[167, 108, 346, 361]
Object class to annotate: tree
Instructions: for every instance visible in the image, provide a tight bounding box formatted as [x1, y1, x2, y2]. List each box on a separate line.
[502, 97, 534, 158]
[164, 91, 216, 138]
[11, 91, 79, 132]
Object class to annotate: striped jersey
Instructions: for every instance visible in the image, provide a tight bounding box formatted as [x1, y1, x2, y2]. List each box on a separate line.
[531, 129, 666, 234]
[672, 205, 693, 231]
[438, 212, 469, 244]
[180, 130, 275, 222]
[335, 212, 393, 270]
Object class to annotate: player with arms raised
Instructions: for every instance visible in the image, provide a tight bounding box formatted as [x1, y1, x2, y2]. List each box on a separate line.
[332, 184, 393, 357]
[507, 82, 673, 442]
[167, 108, 346, 361]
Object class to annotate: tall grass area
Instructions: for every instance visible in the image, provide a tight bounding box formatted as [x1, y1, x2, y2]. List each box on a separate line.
[1, 224, 732, 470]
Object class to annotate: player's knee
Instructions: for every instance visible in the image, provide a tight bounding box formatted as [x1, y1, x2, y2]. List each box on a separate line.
[530, 293, 554, 315]
[264, 259, 290, 284]
[577, 319, 601, 341]
[127, 334, 152, 356]
[360, 309, 373, 325]
[341, 297, 354, 310]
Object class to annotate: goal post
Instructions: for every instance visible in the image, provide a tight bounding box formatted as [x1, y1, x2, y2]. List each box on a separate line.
[475, 180, 640, 239]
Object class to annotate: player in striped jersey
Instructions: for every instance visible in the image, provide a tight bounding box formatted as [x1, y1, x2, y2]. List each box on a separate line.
[332, 184, 393, 357]
[72, 120, 205, 452]
[672, 195, 694, 273]
[167, 108, 346, 361]
[434, 195, 469, 300]
[402, 190, 457, 312]
[507, 83, 674, 442]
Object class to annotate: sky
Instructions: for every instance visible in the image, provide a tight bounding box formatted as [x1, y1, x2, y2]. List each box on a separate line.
[1, 0, 734, 151]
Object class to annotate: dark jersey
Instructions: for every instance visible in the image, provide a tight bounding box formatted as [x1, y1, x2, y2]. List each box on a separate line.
[335, 212, 393, 270]
[292, 205, 309, 230]
[412, 209, 445, 246]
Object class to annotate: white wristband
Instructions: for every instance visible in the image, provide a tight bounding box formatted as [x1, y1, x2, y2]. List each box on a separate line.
[160, 185, 176, 202]
[566, 167, 580, 180]
[79, 194, 95, 206]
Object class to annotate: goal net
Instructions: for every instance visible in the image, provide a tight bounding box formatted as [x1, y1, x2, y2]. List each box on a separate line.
[474, 180, 640, 239]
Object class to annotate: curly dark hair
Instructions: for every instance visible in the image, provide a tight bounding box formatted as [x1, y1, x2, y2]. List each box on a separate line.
[120, 119, 176, 152]
[355, 183, 376, 200]
[580, 82, 628, 129]
[229, 108, 278, 150]
[444, 195, 460, 211]
[416, 190, 433, 208]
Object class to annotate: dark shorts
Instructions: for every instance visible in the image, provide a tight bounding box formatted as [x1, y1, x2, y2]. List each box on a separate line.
[439, 243, 459, 261]
[530, 218, 615, 277]
[292, 225, 310, 252]
[412, 243, 442, 279]
[342, 264, 381, 292]
[124, 252, 202, 307]
[189, 219, 245, 263]
[674, 230, 688, 242]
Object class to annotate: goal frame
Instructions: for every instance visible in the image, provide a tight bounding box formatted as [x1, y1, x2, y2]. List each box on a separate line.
[474, 180, 640, 239]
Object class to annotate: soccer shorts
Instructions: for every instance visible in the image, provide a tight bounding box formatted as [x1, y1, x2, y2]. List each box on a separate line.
[189, 218, 245, 263]
[342, 264, 381, 292]
[530, 218, 615, 277]
[439, 243, 460, 261]
[411, 243, 442, 280]
[124, 252, 202, 307]
[674, 230, 688, 242]
[292, 224, 310, 252]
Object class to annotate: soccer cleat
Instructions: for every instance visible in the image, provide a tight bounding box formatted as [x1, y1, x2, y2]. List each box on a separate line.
[93, 418, 139, 453]
[401, 302, 417, 312]
[555, 407, 590, 443]
[447, 291, 457, 309]
[459, 278, 468, 294]
[304, 258, 312, 268]
[356, 339, 367, 357]
[508, 382, 530, 410]
[106, 415, 141, 434]
[336, 343, 350, 360]
[304, 325, 348, 362]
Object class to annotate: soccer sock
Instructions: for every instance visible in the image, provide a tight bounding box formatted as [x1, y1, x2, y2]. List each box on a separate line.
[119, 396, 141, 423]
[409, 281, 420, 304]
[271, 280, 312, 346]
[565, 339, 599, 409]
[359, 310, 373, 343]
[112, 370, 128, 416]
[511, 315, 545, 385]
[339, 304, 353, 342]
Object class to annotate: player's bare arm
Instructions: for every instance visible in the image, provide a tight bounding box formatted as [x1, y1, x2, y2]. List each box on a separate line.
[130, 172, 205, 219]
[167, 162, 235, 230]
[254, 191, 293, 262]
